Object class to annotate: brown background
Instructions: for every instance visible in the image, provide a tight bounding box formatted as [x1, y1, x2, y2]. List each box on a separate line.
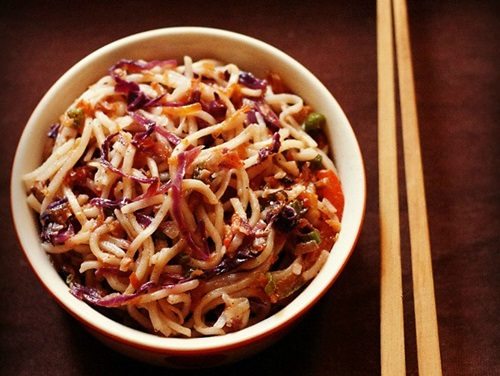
[1, 0, 498, 375]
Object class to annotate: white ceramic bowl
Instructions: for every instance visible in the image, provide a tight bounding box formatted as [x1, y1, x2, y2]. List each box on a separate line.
[11, 27, 366, 367]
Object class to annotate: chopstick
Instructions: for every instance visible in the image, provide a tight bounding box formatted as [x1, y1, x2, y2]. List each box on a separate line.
[392, 0, 443, 374]
[377, 0, 406, 374]
[378, 0, 443, 375]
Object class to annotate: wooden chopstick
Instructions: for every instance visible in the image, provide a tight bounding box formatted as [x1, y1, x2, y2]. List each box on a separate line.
[392, 0, 443, 375]
[377, 0, 406, 374]
[378, 0, 443, 374]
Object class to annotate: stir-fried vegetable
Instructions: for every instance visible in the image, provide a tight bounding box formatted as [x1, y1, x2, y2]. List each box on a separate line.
[310, 154, 323, 170]
[316, 169, 344, 218]
[67, 108, 84, 129]
[303, 112, 326, 133]
[300, 229, 321, 244]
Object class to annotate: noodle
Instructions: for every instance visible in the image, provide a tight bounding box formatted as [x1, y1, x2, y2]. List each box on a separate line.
[24, 57, 344, 337]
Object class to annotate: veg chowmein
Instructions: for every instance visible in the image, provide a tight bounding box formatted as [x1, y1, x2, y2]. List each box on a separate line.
[24, 57, 344, 337]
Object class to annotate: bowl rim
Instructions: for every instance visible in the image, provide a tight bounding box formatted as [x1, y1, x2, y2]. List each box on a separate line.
[10, 26, 366, 355]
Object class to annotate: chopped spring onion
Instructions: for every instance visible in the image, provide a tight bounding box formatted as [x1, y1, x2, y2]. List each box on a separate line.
[264, 272, 276, 295]
[310, 154, 323, 170]
[300, 229, 321, 244]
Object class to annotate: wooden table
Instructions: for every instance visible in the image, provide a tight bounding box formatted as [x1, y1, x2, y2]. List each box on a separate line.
[1, 0, 498, 374]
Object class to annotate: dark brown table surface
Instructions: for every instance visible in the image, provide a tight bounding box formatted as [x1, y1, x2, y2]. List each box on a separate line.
[1, 1, 498, 375]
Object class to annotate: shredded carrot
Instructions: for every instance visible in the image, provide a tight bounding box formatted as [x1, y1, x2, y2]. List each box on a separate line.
[220, 150, 243, 169]
[129, 272, 141, 290]
[162, 102, 202, 117]
[316, 169, 344, 219]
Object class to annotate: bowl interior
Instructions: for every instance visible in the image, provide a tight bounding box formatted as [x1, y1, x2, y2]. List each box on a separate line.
[11, 27, 365, 353]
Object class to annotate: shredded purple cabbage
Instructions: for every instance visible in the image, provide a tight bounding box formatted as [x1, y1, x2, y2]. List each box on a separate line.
[69, 283, 105, 305]
[99, 132, 157, 184]
[155, 125, 181, 146]
[201, 92, 227, 120]
[160, 90, 226, 123]
[130, 113, 156, 152]
[89, 197, 131, 209]
[208, 245, 258, 277]
[113, 76, 146, 111]
[238, 71, 267, 90]
[47, 123, 60, 139]
[246, 109, 258, 125]
[256, 102, 281, 132]
[170, 147, 210, 260]
[274, 205, 299, 231]
[258, 132, 281, 161]
[109, 59, 176, 111]
[47, 197, 69, 210]
[115, 77, 165, 111]
[135, 212, 153, 228]
[204, 220, 268, 278]
[40, 198, 78, 245]
[130, 179, 172, 203]
[132, 112, 180, 147]
[43, 221, 75, 245]
[69, 279, 181, 308]
[70, 280, 153, 307]
[100, 132, 118, 160]
[244, 99, 281, 132]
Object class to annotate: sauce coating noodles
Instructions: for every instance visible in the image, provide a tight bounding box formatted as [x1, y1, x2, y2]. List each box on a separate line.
[24, 57, 344, 337]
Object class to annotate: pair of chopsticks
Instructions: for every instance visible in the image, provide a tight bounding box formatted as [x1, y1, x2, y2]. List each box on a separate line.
[377, 0, 443, 375]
